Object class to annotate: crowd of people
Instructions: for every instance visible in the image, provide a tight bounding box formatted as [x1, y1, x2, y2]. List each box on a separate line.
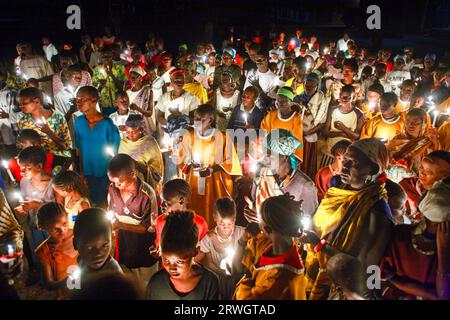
[0, 26, 449, 300]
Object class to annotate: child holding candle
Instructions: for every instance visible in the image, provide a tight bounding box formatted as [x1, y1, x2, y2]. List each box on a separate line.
[35, 202, 78, 299]
[53, 171, 90, 229]
[13, 146, 55, 285]
[107, 153, 159, 291]
[197, 197, 246, 299]
[73, 208, 123, 286]
[146, 210, 219, 300]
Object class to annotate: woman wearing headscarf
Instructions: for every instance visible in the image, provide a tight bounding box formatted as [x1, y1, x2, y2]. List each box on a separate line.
[118, 114, 164, 191]
[380, 178, 450, 300]
[233, 194, 307, 300]
[301, 138, 394, 300]
[249, 129, 318, 218]
[386, 108, 439, 182]
[260, 86, 304, 161]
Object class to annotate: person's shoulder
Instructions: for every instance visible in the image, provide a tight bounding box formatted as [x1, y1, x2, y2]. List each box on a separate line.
[140, 179, 157, 198]
[34, 238, 50, 256]
[149, 268, 168, 286]
[295, 169, 315, 186]
[199, 265, 219, 285]
[193, 212, 208, 225]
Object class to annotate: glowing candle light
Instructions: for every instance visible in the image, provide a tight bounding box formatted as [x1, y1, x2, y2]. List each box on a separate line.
[69, 266, 81, 281]
[13, 191, 24, 202]
[2, 160, 16, 184]
[323, 47, 329, 54]
[220, 247, 236, 275]
[106, 210, 116, 223]
[305, 62, 311, 69]
[7, 244, 14, 257]
[193, 153, 201, 164]
[100, 68, 107, 77]
[242, 113, 248, 125]
[432, 110, 439, 127]
[105, 145, 116, 157]
[368, 101, 376, 111]
[300, 215, 312, 230]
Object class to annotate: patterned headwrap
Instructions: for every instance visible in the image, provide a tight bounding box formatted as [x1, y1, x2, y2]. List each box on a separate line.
[350, 138, 388, 175]
[263, 129, 302, 169]
[276, 87, 295, 101]
[418, 179, 450, 222]
[223, 47, 236, 59]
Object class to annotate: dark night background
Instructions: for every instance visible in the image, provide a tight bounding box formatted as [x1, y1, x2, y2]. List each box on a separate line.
[0, 0, 449, 64]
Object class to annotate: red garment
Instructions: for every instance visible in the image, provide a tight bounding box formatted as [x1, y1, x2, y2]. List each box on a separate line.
[258, 243, 304, 270]
[155, 211, 208, 246]
[315, 166, 333, 200]
[8, 153, 54, 183]
[380, 225, 437, 300]
[399, 177, 422, 220]
[378, 59, 394, 73]
[125, 61, 147, 80]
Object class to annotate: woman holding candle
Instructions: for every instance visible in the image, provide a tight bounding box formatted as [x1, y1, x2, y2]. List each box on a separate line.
[178, 104, 242, 227]
[210, 71, 240, 132]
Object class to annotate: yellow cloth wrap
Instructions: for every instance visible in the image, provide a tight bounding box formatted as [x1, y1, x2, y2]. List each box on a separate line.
[306, 182, 388, 300]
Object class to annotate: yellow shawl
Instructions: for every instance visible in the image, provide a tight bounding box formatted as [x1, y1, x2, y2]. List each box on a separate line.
[306, 182, 388, 300]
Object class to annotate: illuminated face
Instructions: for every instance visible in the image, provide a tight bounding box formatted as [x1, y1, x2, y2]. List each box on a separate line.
[342, 65, 355, 80]
[115, 95, 129, 111]
[405, 115, 422, 138]
[69, 71, 82, 87]
[125, 126, 143, 142]
[339, 91, 354, 108]
[76, 92, 96, 114]
[47, 215, 70, 240]
[215, 215, 235, 238]
[170, 74, 185, 90]
[18, 161, 42, 179]
[193, 112, 213, 132]
[76, 233, 112, 270]
[242, 90, 257, 108]
[108, 172, 136, 191]
[400, 85, 414, 101]
[53, 185, 70, 198]
[161, 251, 195, 279]
[380, 104, 396, 120]
[255, 55, 268, 69]
[305, 79, 318, 96]
[418, 160, 449, 190]
[129, 72, 142, 86]
[161, 194, 185, 213]
[19, 96, 40, 114]
[367, 91, 380, 104]
[276, 95, 291, 114]
[340, 147, 375, 188]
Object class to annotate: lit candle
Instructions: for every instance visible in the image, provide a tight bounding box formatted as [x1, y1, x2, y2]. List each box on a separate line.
[67, 84, 75, 95]
[368, 101, 376, 111]
[7, 244, 14, 257]
[106, 210, 116, 223]
[162, 134, 173, 150]
[69, 266, 82, 281]
[305, 62, 311, 69]
[2, 160, 16, 184]
[100, 68, 107, 77]
[193, 153, 201, 164]
[13, 191, 24, 202]
[220, 247, 236, 275]
[432, 110, 439, 127]
[44, 94, 52, 105]
[105, 145, 116, 157]
[250, 163, 258, 173]
[242, 112, 248, 125]
[323, 47, 329, 54]
[300, 215, 312, 230]
[379, 136, 388, 143]
[124, 49, 130, 56]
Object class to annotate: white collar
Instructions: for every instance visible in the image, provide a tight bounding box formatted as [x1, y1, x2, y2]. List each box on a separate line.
[196, 128, 216, 140]
[381, 114, 401, 124]
[277, 110, 296, 122]
[240, 104, 256, 114]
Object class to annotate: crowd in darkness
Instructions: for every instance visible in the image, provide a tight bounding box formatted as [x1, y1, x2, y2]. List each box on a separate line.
[0, 23, 449, 300]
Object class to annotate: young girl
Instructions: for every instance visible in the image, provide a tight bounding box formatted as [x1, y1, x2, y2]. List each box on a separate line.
[211, 72, 240, 132]
[35, 202, 79, 299]
[53, 170, 90, 229]
[146, 210, 219, 300]
[233, 194, 307, 300]
[197, 197, 246, 299]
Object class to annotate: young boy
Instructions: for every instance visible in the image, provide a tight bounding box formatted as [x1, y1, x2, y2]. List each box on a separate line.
[109, 90, 135, 139]
[73, 208, 122, 287]
[146, 210, 219, 300]
[315, 139, 351, 200]
[7, 129, 54, 183]
[360, 92, 405, 142]
[150, 178, 208, 256]
[107, 153, 159, 290]
[358, 83, 384, 120]
[227, 86, 264, 130]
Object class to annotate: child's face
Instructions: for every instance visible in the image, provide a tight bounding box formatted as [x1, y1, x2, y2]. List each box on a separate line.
[19, 161, 42, 179]
[47, 215, 70, 240]
[161, 194, 186, 213]
[75, 233, 112, 270]
[215, 215, 235, 238]
[53, 185, 71, 198]
[116, 95, 130, 111]
[108, 172, 136, 191]
[161, 250, 195, 279]
[17, 139, 37, 150]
